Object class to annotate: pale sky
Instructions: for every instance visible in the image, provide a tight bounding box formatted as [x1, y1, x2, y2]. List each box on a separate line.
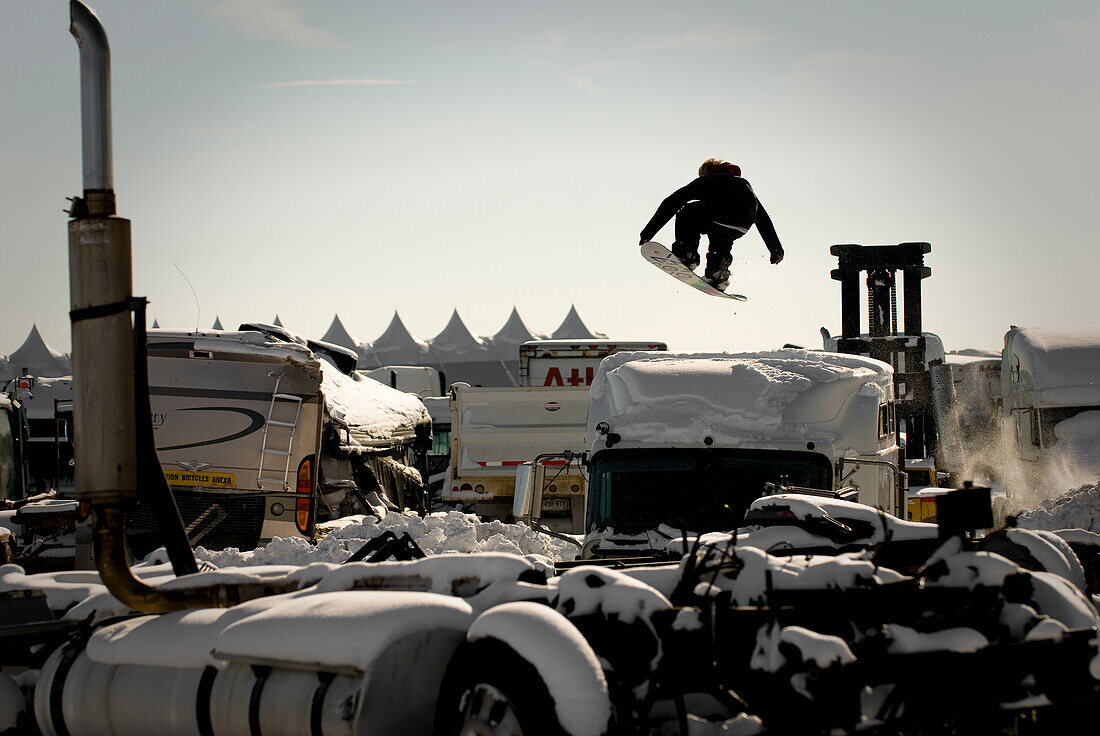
[3, 1, 1098, 357]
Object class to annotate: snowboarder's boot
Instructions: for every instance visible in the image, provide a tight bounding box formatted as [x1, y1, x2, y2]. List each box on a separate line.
[671, 241, 701, 271]
[705, 254, 733, 292]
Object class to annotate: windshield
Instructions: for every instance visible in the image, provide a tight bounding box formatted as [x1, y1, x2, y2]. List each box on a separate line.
[586, 448, 833, 535]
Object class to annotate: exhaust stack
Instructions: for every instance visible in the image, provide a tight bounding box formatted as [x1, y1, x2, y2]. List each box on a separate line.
[67, 2, 286, 611]
[69, 0, 113, 210]
[68, 0, 134, 507]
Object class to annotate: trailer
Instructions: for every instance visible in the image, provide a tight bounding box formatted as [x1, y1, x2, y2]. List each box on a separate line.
[442, 341, 665, 532]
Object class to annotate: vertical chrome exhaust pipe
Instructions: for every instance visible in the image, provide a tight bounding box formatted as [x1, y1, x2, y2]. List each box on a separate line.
[69, 0, 113, 203]
[68, 0, 135, 508]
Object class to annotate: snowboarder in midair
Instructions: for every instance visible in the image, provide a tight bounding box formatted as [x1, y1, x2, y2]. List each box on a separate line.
[639, 158, 783, 291]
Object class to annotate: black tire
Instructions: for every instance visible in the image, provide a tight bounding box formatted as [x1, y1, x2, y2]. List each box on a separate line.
[434, 638, 570, 736]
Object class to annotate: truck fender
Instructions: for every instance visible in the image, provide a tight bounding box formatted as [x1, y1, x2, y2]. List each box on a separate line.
[435, 601, 612, 736]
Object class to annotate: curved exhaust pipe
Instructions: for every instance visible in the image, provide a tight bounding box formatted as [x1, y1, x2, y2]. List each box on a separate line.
[69, 1, 113, 203]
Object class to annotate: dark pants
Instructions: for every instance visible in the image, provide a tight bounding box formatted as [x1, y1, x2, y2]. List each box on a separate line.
[672, 201, 745, 277]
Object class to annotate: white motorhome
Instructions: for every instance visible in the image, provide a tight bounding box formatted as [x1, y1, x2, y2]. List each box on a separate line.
[146, 329, 431, 548]
[578, 350, 901, 552]
[1000, 325, 1100, 502]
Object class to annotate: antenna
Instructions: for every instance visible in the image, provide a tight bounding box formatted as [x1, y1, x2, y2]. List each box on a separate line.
[173, 262, 200, 332]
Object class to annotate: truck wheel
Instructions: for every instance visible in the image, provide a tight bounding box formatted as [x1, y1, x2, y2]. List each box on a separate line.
[435, 638, 568, 736]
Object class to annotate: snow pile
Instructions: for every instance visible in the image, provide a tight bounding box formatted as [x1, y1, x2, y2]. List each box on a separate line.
[589, 349, 889, 445]
[1016, 482, 1100, 533]
[193, 510, 578, 567]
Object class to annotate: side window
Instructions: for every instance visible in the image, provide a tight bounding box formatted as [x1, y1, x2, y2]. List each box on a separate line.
[878, 402, 893, 438]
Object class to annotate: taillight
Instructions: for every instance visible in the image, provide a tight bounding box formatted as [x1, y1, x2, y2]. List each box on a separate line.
[460, 483, 472, 492]
[571, 484, 580, 493]
[295, 456, 313, 534]
[548, 484, 557, 492]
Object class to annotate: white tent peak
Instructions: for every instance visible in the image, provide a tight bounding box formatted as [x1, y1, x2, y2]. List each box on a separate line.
[9, 324, 70, 377]
[151, 317, 160, 329]
[12, 324, 63, 362]
[491, 307, 543, 345]
[552, 305, 606, 339]
[431, 309, 486, 354]
[211, 316, 224, 330]
[371, 312, 430, 354]
[322, 314, 358, 350]
[273, 315, 284, 327]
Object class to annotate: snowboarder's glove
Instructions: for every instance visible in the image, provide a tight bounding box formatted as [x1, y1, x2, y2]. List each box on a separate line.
[770, 249, 784, 264]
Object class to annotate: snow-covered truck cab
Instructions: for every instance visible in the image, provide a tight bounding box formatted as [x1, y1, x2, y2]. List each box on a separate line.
[1000, 325, 1100, 503]
[583, 350, 901, 554]
[146, 328, 431, 549]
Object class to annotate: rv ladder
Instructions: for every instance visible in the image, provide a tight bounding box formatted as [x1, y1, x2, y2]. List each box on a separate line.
[257, 378, 303, 490]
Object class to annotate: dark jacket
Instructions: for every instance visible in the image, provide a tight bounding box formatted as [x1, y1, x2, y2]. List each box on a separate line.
[640, 173, 783, 256]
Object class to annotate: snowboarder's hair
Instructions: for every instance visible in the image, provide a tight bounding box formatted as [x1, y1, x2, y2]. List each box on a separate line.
[698, 158, 740, 176]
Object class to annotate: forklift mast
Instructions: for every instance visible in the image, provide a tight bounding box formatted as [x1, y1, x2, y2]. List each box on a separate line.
[830, 242, 936, 460]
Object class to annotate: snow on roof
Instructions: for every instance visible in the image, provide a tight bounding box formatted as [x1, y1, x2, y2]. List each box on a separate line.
[150, 329, 317, 367]
[1005, 325, 1100, 402]
[590, 349, 891, 444]
[321, 313, 359, 351]
[552, 305, 607, 339]
[430, 309, 487, 358]
[319, 359, 430, 448]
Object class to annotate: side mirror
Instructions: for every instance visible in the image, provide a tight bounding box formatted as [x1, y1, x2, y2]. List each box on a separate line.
[512, 462, 546, 524]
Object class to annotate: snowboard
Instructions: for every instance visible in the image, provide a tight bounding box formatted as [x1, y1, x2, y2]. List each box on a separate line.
[640, 242, 747, 301]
